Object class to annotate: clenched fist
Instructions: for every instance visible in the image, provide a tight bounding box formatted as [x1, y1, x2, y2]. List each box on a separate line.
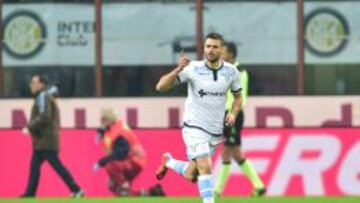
[177, 50, 190, 70]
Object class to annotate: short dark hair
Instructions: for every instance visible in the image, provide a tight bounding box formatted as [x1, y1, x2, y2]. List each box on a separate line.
[205, 32, 225, 45]
[224, 41, 237, 58]
[33, 74, 49, 85]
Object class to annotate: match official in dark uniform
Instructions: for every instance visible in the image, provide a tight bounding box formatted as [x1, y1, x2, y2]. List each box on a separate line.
[214, 42, 266, 197]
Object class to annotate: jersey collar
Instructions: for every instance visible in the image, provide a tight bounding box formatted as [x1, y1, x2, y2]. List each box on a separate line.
[204, 60, 224, 71]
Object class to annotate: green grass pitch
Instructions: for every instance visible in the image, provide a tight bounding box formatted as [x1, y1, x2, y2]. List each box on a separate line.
[1, 197, 359, 203]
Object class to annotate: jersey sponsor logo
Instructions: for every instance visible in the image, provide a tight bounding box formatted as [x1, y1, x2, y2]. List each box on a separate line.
[198, 72, 210, 76]
[198, 89, 226, 98]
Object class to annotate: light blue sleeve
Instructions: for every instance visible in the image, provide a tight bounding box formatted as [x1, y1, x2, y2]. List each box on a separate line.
[37, 92, 46, 113]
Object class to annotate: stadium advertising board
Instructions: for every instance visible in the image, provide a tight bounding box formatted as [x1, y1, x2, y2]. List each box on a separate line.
[2, 2, 360, 66]
[0, 128, 359, 197]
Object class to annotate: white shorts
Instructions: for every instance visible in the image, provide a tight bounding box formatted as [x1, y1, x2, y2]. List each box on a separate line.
[182, 127, 223, 160]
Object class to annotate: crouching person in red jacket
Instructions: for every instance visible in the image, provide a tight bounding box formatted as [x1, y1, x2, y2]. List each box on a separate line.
[94, 108, 164, 197]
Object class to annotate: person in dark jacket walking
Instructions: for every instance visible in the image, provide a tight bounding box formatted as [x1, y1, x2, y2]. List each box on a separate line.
[20, 74, 84, 198]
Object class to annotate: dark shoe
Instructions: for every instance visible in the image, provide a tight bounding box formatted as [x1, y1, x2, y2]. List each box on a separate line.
[149, 184, 166, 196]
[155, 153, 171, 180]
[251, 187, 266, 197]
[71, 189, 85, 198]
[19, 194, 34, 198]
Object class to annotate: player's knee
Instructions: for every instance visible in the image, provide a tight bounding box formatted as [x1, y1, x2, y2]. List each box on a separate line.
[236, 157, 246, 165]
[184, 170, 192, 180]
[185, 168, 199, 182]
[185, 173, 198, 182]
[232, 150, 244, 162]
[196, 160, 212, 174]
[222, 154, 232, 163]
[199, 167, 211, 174]
[190, 175, 198, 183]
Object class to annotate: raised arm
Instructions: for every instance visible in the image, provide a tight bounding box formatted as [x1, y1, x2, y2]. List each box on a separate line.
[156, 51, 190, 92]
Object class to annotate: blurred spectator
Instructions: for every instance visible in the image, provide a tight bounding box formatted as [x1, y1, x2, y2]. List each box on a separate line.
[93, 108, 165, 196]
[20, 74, 84, 198]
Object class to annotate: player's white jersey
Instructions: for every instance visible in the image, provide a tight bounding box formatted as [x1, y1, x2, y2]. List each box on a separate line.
[175, 60, 242, 136]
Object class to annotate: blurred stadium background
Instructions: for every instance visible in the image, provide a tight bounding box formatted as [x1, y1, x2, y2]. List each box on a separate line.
[0, 0, 359, 202]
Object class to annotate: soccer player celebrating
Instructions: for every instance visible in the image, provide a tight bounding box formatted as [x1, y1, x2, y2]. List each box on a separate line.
[155, 33, 241, 203]
[214, 42, 266, 197]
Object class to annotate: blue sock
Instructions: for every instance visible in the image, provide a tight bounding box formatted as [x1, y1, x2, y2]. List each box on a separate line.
[166, 158, 189, 176]
[198, 174, 214, 203]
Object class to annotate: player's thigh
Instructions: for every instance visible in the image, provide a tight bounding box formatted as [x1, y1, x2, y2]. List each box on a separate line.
[221, 145, 236, 163]
[236, 110, 244, 145]
[232, 146, 245, 161]
[182, 128, 212, 160]
[223, 126, 242, 149]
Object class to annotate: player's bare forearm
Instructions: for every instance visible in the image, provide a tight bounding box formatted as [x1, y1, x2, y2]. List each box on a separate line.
[231, 93, 242, 118]
[156, 67, 182, 92]
[156, 50, 189, 92]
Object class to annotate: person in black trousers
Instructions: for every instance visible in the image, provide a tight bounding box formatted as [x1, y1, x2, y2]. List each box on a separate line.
[20, 75, 84, 198]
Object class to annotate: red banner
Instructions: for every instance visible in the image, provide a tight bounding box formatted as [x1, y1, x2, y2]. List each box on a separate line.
[0, 128, 359, 197]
